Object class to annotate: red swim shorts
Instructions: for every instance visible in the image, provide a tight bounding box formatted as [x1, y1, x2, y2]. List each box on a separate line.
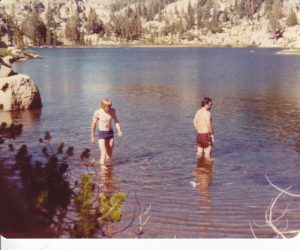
[196, 133, 212, 148]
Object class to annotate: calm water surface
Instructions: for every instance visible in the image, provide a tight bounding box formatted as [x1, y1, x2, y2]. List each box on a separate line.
[3, 47, 300, 238]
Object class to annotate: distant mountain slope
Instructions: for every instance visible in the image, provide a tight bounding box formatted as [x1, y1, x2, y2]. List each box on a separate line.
[0, 0, 300, 47]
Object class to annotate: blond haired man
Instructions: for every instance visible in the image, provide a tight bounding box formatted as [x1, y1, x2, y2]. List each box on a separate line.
[193, 97, 215, 159]
[91, 98, 123, 166]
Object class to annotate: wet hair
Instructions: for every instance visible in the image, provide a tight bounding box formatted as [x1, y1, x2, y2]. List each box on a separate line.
[201, 97, 212, 107]
[101, 98, 112, 109]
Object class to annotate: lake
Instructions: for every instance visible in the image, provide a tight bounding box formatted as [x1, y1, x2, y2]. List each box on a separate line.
[2, 47, 300, 238]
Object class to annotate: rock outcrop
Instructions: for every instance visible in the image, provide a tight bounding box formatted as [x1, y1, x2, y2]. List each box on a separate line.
[2, 55, 13, 66]
[0, 74, 42, 111]
[0, 47, 42, 111]
[0, 57, 16, 78]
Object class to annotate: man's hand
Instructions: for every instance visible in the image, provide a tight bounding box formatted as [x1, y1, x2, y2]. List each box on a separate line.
[211, 135, 215, 144]
[118, 131, 124, 138]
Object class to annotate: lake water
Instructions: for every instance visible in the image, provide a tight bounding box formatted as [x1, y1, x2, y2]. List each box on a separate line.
[3, 47, 300, 238]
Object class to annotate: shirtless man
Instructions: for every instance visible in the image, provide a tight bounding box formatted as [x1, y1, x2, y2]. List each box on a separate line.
[193, 97, 214, 159]
[91, 98, 123, 166]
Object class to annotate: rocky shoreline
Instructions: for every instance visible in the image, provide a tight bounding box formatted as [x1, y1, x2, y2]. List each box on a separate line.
[27, 44, 296, 49]
[275, 48, 300, 54]
[0, 47, 42, 113]
[27, 38, 300, 49]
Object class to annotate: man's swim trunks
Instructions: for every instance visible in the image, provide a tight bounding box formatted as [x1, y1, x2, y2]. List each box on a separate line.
[98, 130, 114, 140]
[196, 133, 212, 148]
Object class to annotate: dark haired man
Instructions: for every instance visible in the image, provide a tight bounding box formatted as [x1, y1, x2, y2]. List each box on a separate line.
[193, 97, 214, 159]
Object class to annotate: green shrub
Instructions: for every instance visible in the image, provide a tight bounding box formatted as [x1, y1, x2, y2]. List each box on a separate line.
[0, 48, 11, 57]
[187, 32, 195, 41]
[1, 128, 129, 237]
[0, 48, 19, 61]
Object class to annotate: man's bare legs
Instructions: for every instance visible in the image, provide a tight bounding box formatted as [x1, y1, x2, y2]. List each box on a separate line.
[98, 139, 107, 166]
[99, 138, 114, 166]
[197, 146, 204, 158]
[197, 146, 212, 160]
[204, 146, 212, 160]
[105, 138, 114, 164]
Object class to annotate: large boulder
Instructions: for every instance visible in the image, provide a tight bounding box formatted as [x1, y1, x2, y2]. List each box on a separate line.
[0, 74, 42, 111]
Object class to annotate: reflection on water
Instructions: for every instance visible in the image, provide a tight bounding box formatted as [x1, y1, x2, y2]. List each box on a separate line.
[96, 165, 128, 238]
[0, 109, 42, 164]
[0, 111, 14, 126]
[0, 109, 41, 127]
[98, 165, 117, 237]
[98, 165, 117, 198]
[193, 157, 214, 216]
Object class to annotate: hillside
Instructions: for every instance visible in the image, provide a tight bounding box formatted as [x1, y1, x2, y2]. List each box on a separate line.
[1, 0, 300, 47]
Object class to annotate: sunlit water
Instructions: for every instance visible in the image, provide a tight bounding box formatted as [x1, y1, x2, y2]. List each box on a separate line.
[1, 47, 300, 238]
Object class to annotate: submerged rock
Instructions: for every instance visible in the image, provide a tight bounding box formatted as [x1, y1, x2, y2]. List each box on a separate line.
[0, 74, 42, 111]
[25, 52, 43, 59]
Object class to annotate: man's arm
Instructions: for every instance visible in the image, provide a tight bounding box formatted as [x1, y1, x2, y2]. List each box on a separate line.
[193, 111, 198, 131]
[91, 112, 98, 143]
[207, 112, 215, 142]
[207, 112, 213, 134]
[111, 109, 123, 137]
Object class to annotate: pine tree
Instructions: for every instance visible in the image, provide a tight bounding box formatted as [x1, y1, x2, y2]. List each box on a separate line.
[13, 28, 25, 48]
[52, 31, 59, 46]
[86, 8, 103, 34]
[268, 0, 283, 34]
[196, 1, 204, 29]
[129, 14, 142, 41]
[46, 29, 52, 45]
[186, 1, 195, 30]
[21, 10, 47, 45]
[35, 21, 47, 45]
[110, 14, 123, 41]
[175, 5, 180, 18]
[208, 10, 222, 33]
[21, 12, 37, 44]
[45, 2, 56, 45]
[286, 9, 299, 27]
[46, 2, 55, 29]
[65, 10, 81, 43]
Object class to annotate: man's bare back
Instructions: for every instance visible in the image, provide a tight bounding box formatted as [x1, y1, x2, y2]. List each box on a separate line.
[193, 108, 212, 134]
[193, 97, 214, 159]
